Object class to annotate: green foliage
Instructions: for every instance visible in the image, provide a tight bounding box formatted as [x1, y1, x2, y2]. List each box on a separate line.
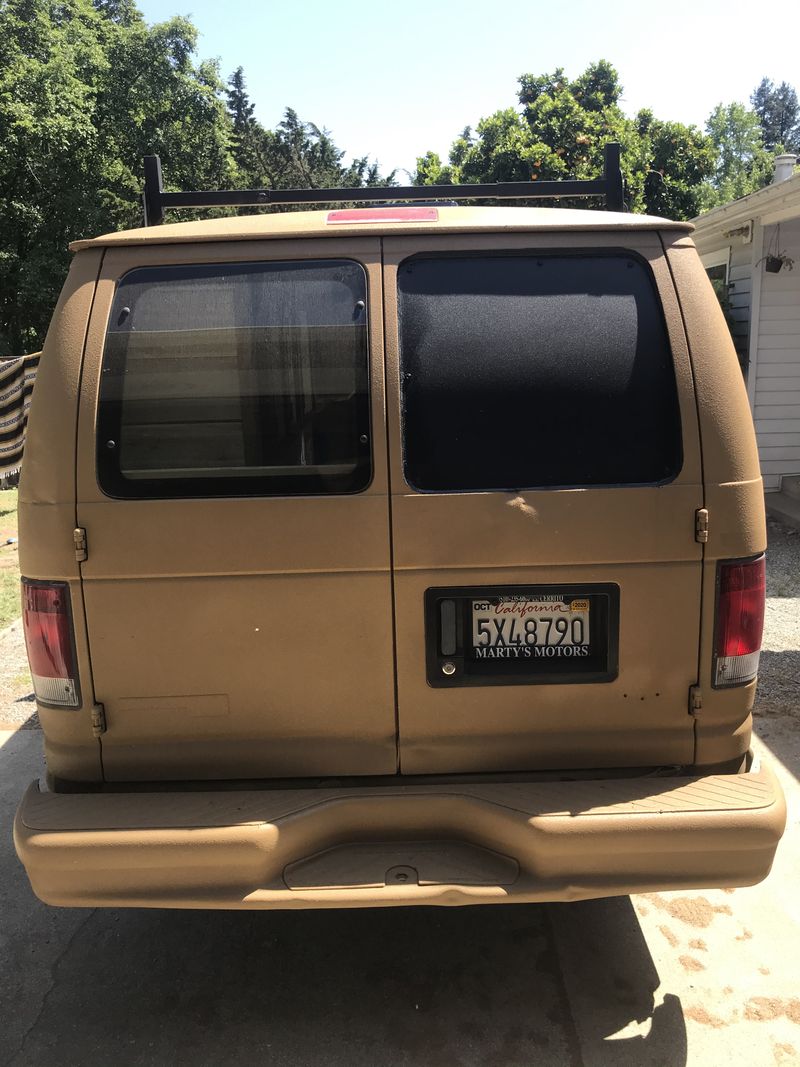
[0, 0, 234, 355]
[224, 75, 394, 197]
[0, 571, 21, 630]
[0, 2, 392, 356]
[751, 78, 800, 152]
[700, 101, 774, 208]
[6, 14, 799, 359]
[414, 60, 716, 220]
[638, 112, 719, 219]
[0, 488, 19, 628]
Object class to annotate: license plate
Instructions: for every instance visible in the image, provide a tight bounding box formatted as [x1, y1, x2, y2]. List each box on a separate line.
[424, 584, 619, 687]
[471, 596, 591, 661]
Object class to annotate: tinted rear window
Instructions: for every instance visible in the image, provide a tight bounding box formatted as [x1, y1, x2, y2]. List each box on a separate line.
[97, 260, 371, 498]
[398, 254, 682, 492]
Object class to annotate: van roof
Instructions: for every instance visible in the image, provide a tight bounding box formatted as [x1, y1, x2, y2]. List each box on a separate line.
[69, 205, 693, 252]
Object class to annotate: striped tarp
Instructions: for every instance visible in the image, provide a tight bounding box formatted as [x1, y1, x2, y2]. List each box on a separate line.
[0, 352, 40, 478]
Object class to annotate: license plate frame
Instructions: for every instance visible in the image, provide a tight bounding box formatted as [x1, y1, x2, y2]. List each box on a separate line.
[424, 584, 619, 688]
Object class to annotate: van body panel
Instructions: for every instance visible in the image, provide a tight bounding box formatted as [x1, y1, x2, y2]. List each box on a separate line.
[14, 207, 783, 909]
[18, 252, 104, 781]
[75, 240, 398, 780]
[69, 205, 693, 253]
[383, 232, 704, 774]
[664, 238, 767, 768]
[18, 251, 102, 579]
[393, 562, 699, 772]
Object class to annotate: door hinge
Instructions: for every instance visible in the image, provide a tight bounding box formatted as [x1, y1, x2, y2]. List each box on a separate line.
[694, 508, 709, 543]
[689, 686, 702, 716]
[91, 703, 106, 738]
[73, 527, 88, 562]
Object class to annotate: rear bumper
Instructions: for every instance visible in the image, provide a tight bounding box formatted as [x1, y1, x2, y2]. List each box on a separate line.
[15, 757, 786, 909]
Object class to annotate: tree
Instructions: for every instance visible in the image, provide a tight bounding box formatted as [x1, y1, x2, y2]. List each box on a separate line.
[414, 61, 716, 221]
[227, 66, 255, 136]
[0, 0, 235, 355]
[226, 66, 273, 186]
[702, 102, 774, 207]
[638, 111, 719, 219]
[751, 78, 800, 152]
[226, 90, 396, 194]
[0, 0, 394, 356]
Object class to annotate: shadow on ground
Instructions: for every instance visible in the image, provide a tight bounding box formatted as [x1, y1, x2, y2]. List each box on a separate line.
[1, 732, 687, 1067]
[754, 650, 800, 781]
[4, 903, 686, 1067]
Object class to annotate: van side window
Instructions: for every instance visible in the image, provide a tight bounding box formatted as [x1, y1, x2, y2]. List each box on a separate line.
[97, 260, 371, 498]
[398, 254, 683, 492]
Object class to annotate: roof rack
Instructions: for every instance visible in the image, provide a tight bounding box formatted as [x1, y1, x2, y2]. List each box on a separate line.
[142, 142, 625, 226]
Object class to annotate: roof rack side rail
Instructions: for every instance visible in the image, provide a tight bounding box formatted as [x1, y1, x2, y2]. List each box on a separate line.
[142, 142, 625, 226]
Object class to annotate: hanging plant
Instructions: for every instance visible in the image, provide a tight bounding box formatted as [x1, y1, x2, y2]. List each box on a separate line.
[757, 224, 795, 273]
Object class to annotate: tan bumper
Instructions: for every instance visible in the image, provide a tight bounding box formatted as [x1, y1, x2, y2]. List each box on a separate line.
[15, 759, 786, 909]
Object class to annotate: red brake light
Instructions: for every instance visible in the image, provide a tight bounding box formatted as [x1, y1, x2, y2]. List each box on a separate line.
[327, 207, 439, 224]
[714, 556, 765, 688]
[21, 579, 80, 707]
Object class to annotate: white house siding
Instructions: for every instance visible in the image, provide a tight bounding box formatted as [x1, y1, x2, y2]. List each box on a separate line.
[727, 243, 753, 370]
[754, 217, 800, 491]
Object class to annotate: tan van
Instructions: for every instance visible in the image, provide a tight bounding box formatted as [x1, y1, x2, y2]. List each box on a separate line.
[14, 147, 785, 909]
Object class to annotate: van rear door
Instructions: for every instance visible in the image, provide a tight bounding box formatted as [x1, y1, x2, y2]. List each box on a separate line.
[76, 239, 397, 780]
[383, 230, 704, 774]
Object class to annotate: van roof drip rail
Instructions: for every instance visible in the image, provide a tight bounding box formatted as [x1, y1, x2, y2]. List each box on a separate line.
[142, 142, 625, 226]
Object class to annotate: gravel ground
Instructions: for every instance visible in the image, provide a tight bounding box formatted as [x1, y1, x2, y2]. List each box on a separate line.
[0, 618, 36, 729]
[757, 518, 800, 719]
[0, 517, 797, 730]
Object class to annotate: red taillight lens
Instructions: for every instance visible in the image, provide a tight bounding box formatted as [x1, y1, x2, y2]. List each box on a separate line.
[21, 579, 80, 707]
[714, 556, 766, 688]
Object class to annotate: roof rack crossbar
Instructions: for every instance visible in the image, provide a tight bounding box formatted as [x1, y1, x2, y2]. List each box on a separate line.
[143, 142, 624, 225]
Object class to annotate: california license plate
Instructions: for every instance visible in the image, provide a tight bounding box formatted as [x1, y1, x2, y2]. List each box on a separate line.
[424, 583, 618, 687]
[471, 595, 591, 662]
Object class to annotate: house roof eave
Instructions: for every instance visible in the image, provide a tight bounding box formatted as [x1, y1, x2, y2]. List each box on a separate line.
[691, 172, 800, 239]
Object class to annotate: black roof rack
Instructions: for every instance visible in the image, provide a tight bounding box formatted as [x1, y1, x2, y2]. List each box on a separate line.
[142, 143, 624, 226]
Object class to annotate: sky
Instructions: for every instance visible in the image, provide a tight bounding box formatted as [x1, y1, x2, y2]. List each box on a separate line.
[137, 0, 800, 179]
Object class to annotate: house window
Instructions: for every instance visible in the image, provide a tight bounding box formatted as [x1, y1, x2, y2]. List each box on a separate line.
[701, 248, 748, 378]
[702, 248, 730, 302]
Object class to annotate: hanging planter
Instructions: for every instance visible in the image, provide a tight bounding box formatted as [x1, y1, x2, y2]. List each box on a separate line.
[763, 252, 794, 273]
[758, 224, 795, 274]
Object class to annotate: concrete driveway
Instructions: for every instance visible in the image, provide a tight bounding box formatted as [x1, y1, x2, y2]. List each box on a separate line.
[1, 718, 798, 1067]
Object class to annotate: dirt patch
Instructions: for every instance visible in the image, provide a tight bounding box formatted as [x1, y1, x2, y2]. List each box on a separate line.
[685, 1004, 727, 1028]
[644, 893, 732, 929]
[658, 924, 678, 948]
[774, 1044, 798, 1064]
[679, 955, 705, 973]
[744, 998, 800, 1024]
[688, 938, 707, 952]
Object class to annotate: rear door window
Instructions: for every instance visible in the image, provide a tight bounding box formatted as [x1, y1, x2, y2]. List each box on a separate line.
[397, 253, 682, 492]
[98, 259, 371, 498]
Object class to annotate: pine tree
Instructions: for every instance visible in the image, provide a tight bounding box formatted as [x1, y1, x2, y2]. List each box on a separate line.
[227, 67, 255, 139]
[750, 78, 800, 152]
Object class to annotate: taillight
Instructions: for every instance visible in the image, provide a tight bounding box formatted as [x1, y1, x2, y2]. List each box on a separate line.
[21, 579, 80, 707]
[713, 556, 766, 688]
